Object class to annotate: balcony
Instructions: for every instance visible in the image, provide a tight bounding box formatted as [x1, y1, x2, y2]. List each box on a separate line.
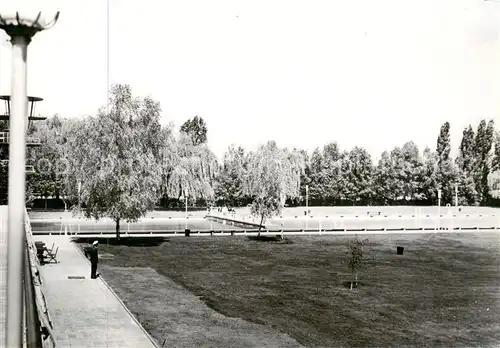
[0, 95, 47, 124]
[0, 132, 41, 147]
[0, 114, 47, 121]
[0, 160, 35, 173]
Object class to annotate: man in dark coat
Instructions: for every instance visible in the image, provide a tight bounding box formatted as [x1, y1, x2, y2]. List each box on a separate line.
[87, 240, 99, 279]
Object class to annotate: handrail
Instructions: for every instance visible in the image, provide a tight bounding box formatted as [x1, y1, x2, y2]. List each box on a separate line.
[27, 137, 41, 144]
[31, 226, 499, 238]
[24, 209, 56, 348]
[24, 240, 42, 347]
[0, 132, 41, 144]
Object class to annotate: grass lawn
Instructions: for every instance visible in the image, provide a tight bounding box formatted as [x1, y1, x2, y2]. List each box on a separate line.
[78, 232, 500, 347]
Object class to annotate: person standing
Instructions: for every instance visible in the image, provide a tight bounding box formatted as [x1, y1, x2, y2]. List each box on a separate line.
[88, 240, 99, 279]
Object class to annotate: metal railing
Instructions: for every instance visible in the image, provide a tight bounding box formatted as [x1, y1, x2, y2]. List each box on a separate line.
[0, 132, 41, 145]
[0, 161, 36, 173]
[0, 132, 8, 143]
[26, 137, 41, 145]
[24, 209, 56, 348]
[31, 226, 500, 239]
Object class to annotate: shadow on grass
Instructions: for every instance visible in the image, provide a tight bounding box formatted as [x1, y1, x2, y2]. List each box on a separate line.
[341, 281, 367, 289]
[71, 237, 167, 247]
[246, 235, 294, 244]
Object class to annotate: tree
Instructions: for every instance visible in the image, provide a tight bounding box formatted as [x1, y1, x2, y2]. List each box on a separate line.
[308, 148, 326, 204]
[296, 148, 311, 207]
[420, 147, 439, 204]
[215, 145, 247, 206]
[435, 122, 458, 205]
[340, 147, 373, 205]
[491, 132, 500, 199]
[372, 151, 393, 204]
[488, 171, 500, 199]
[436, 122, 451, 162]
[456, 125, 478, 205]
[74, 85, 163, 239]
[400, 142, 425, 202]
[180, 115, 208, 146]
[473, 120, 495, 204]
[347, 238, 368, 290]
[244, 141, 303, 235]
[388, 147, 406, 203]
[493, 131, 500, 172]
[372, 144, 424, 205]
[321, 142, 343, 204]
[30, 115, 62, 208]
[164, 134, 217, 202]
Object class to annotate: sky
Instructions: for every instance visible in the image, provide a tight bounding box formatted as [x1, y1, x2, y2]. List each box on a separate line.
[0, 0, 499, 161]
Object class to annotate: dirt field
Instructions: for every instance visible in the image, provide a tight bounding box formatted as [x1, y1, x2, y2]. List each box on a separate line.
[77, 232, 500, 347]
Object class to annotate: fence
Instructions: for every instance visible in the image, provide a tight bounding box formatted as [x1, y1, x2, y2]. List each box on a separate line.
[31, 226, 500, 240]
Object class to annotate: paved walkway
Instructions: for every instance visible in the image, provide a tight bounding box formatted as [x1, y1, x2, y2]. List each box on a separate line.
[34, 235, 158, 348]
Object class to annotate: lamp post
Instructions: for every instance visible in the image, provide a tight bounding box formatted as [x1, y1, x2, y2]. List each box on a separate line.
[184, 188, 188, 230]
[77, 180, 82, 211]
[437, 189, 442, 231]
[305, 185, 309, 229]
[0, 9, 59, 348]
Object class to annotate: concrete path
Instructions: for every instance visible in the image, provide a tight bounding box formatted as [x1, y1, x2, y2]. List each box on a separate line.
[34, 235, 158, 348]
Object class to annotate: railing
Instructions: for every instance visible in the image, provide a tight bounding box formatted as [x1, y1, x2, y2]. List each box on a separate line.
[31, 226, 500, 239]
[24, 209, 56, 348]
[27, 137, 41, 145]
[0, 132, 41, 145]
[0, 162, 35, 173]
[0, 132, 8, 144]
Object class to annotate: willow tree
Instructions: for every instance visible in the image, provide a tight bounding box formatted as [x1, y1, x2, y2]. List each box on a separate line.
[161, 132, 218, 205]
[72, 85, 163, 239]
[244, 141, 304, 234]
[31, 116, 84, 210]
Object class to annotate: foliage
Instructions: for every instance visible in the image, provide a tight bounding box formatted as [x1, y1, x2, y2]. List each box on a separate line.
[72, 85, 163, 238]
[456, 125, 478, 205]
[214, 145, 247, 207]
[493, 131, 500, 173]
[413, 147, 437, 204]
[308, 148, 326, 203]
[373, 151, 393, 204]
[347, 238, 368, 289]
[341, 147, 373, 204]
[26, 88, 500, 210]
[163, 134, 217, 202]
[244, 141, 304, 232]
[488, 171, 500, 199]
[436, 121, 451, 162]
[180, 115, 208, 146]
[473, 120, 495, 204]
[435, 122, 458, 205]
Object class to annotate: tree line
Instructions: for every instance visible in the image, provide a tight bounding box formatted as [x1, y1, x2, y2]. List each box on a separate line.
[216, 123, 500, 208]
[0, 85, 498, 236]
